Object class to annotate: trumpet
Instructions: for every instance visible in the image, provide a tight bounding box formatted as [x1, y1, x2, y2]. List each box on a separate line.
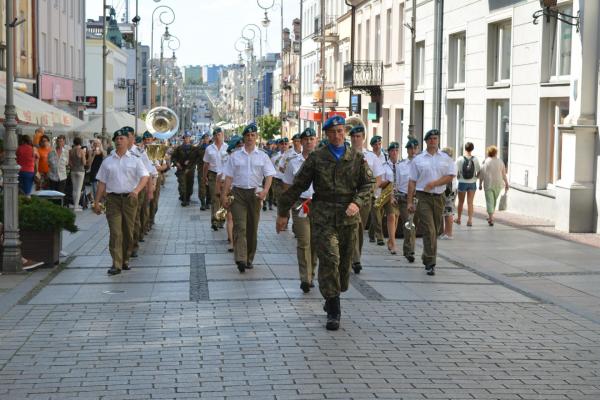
[215, 195, 234, 223]
[404, 198, 418, 231]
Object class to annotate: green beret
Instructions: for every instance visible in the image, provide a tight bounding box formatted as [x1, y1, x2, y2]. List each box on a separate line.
[142, 131, 153, 139]
[292, 133, 302, 141]
[300, 127, 316, 139]
[370, 135, 382, 146]
[424, 129, 440, 141]
[135, 136, 143, 144]
[282, 137, 289, 143]
[349, 125, 365, 136]
[242, 123, 258, 135]
[121, 126, 134, 135]
[388, 141, 400, 151]
[112, 129, 128, 141]
[405, 138, 419, 149]
[213, 127, 223, 135]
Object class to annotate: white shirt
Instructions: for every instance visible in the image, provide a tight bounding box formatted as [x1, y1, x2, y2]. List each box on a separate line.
[362, 149, 385, 198]
[96, 150, 150, 194]
[222, 146, 277, 189]
[382, 159, 402, 193]
[132, 145, 158, 177]
[203, 143, 228, 173]
[271, 151, 285, 180]
[408, 150, 457, 194]
[47, 147, 69, 181]
[397, 158, 413, 194]
[283, 152, 314, 199]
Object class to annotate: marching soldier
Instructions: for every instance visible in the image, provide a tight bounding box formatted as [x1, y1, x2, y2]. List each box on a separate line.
[400, 138, 420, 262]
[203, 127, 228, 230]
[123, 127, 156, 258]
[367, 135, 388, 246]
[282, 128, 317, 293]
[270, 138, 287, 206]
[196, 133, 211, 210]
[142, 131, 168, 232]
[93, 129, 149, 275]
[222, 123, 276, 273]
[407, 129, 456, 276]
[379, 142, 402, 255]
[277, 115, 374, 331]
[349, 126, 384, 274]
[171, 132, 196, 207]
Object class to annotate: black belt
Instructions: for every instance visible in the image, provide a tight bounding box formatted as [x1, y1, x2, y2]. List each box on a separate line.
[108, 192, 131, 197]
[233, 187, 258, 191]
[416, 191, 443, 197]
[208, 170, 218, 175]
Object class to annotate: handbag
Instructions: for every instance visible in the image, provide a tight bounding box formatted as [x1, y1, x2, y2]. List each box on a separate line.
[498, 192, 508, 211]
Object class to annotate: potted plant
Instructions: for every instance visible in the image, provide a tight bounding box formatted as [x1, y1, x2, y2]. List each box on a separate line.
[0, 195, 78, 267]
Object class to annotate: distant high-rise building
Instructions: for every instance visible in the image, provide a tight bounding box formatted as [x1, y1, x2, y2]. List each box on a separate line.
[184, 66, 202, 85]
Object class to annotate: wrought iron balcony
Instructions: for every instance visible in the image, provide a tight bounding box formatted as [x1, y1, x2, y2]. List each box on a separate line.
[343, 61, 383, 95]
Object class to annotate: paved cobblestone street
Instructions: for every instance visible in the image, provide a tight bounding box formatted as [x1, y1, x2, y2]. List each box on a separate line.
[1, 177, 599, 399]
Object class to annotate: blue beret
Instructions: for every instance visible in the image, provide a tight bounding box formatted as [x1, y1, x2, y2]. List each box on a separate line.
[201, 133, 210, 139]
[370, 135, 382, 146]
[292, 133, 302, 141]
[142, 131, 153, 139]
[322, 115, 345, 131]
[300, 127, 316, 139]
[349, 125, 365, 136]
[121, 126, 134, 135]
[388, 141, 400, 151]
[183, 131, 192, 138]
[405, 138, 419, 149]
[424, 129, 440, 141]
[242, 123, 258, 135]
[213, 127, 223, 135]
[112, 129, 128, 141]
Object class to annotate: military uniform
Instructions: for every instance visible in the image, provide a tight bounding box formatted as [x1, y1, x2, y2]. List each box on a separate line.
[278, 116, 374, 330]
[196, 133, 210, 210]
[282, 128, 317, 293]
[203, 127, 228, 229]
[366, 136, 388, 245]
[94, 129, 149, 275]
[171, 133, 197, 206]
[399, 139, 419, 261]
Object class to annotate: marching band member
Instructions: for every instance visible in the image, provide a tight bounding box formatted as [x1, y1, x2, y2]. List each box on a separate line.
[379, 142, 402, 255]
[221, 136, 244, 252]
[93, 129, 149, 275]
[222, 123, 276, 273]
[203, 127, 227, 231]
[400, 138, 420, 262]
[366, 135, 388, 246]
[282, 128, 317, 293]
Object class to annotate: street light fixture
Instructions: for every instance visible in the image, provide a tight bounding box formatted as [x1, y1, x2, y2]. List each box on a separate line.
[150, 5, 175, 108]
[532, 0, 580, 31]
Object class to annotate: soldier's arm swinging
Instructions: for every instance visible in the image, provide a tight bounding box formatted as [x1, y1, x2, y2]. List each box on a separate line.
[407, 180, 417, 213]
[222, 176, 233, 208]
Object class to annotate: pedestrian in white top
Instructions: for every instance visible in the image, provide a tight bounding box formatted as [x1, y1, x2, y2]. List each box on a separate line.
[202, 127, 228, 230]
[93, 129, 149, 276]
[379, 142, 402, 255]
[407, 129, 457, 276]
[365, 135, 387, 246]
[282, 127, 317, 293]
[222, 123, 276, 273]
[455, 142, 481, 227]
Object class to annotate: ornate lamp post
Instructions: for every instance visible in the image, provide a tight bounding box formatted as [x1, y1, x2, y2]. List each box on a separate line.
[150, 5, 175, 108]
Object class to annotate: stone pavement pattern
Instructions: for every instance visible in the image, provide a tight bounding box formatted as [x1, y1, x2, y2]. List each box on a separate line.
[0, 177, 599, 399]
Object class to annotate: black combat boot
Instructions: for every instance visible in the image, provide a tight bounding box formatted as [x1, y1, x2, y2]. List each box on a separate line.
[325, 296, 341, 331]
[352, 262, 362, 274]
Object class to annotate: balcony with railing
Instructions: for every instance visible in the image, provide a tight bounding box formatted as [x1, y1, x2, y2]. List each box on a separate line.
[312, 16, 339, 43]
[343, 61, 383, 95]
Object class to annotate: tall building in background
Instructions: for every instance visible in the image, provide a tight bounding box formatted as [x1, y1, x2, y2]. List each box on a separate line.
[36, 0, 86, 116]
[202, 65, 222, 86]
[184, 65, 202, 85]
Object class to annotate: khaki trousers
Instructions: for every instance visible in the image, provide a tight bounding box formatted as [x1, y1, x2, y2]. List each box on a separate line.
[352, 196, 372, 264]
[231, 187, 262, 264]
[368, 197, 384, 241]
[416, 192, 444, 266]
[106, 194, 138, 269]
[292, 206, 317, 284]
[132, 189, 147, 252]
[399, 195, 416, 257]
[208, 171, 221, 226]
[149, 175, 162, 227]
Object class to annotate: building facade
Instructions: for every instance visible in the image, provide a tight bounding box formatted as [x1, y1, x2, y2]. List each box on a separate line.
[36, 0, 86, 116]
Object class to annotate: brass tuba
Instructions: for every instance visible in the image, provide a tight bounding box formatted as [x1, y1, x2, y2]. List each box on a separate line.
[145, 106, 180, 141]
[145, 144, 168, 161]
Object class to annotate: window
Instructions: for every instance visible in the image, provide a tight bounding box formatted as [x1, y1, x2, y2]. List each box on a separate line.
[19, 11, 26, 55]
[549, 4, 572, 78]
[487, 100, 510, 166]
[489, 20, 511, 84]
[357, 23, 362, 60]
[397, 4, 405, 63]
[63, 42, 67, 75]
[416, 41, 425, 89]
[365, 19, 370, 59]
[385, 9, 392, 64]
[54, 38, 59, 73]
[447, 100, 465, 152]
[70, 46, 74, 77]
[40, 33, 46, 71]
[375, 15, 381, 61]
[449, 32, 465, 88]
[544, 100, 569, 186]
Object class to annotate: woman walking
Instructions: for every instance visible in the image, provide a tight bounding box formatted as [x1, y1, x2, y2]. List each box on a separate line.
[69, 137, 87, 211]
[479, 145, 509, 226]
[455, 142, 480, 226]
[16, 135, 39, 196]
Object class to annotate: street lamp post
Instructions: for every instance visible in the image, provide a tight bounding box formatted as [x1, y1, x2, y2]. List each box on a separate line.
[102, 1, 108, 139]
[159, 26, 171, 107]
[133, 1, 140, 134]
[2, 0, 25, 273]
[150, 5, 175, 108]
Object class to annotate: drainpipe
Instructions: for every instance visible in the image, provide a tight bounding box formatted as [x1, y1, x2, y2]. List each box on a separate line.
[408, 0, 416, 137]
[344, 0, 354, 115]
[432, 0, 444, 130]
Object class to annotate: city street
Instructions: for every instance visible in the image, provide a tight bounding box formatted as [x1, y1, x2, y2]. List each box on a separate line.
[0, 177, 599, 400]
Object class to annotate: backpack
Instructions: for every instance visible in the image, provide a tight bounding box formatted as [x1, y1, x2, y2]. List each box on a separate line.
[461, 156, 475, 179]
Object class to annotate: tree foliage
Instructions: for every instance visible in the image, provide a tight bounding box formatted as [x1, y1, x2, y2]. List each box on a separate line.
[256, 114, 281, 141]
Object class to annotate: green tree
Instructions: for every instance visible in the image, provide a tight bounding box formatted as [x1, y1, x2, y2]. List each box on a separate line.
[256, 114, 281, 141]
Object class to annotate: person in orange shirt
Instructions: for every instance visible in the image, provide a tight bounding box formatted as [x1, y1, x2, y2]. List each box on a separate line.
[36, 135, 51, 189]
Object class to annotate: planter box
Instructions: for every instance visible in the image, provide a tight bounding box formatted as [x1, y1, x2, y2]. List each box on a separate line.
[21, 229, 61, 267]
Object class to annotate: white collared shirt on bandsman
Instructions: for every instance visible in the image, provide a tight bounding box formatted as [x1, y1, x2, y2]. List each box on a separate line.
[408, 150, 457, 194]
[132, 145, 158, 177]
[222, 146, 277, 189]
[282, 152, 314, 200]
[96, 150, 150, 194]
[362, 149, 385, 197]
[203, 142, 228, 175]
[271, 151, 285, 180]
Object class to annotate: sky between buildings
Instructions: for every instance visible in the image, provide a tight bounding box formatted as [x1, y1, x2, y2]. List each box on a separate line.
[87, 0, 300, 67]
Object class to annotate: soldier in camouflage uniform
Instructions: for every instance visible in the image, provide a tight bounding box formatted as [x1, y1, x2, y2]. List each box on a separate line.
[276, 116, 374, 331]
[171, 132, 196, 206]
[196, 133, 211, 210]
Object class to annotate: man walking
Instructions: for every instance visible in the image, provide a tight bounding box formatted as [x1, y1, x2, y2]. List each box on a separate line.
[222, 123, 276, 273]
[171, 132, 196, 207]
[399, 138, 420, 263]
[407, 129, 456, 276]
[277, 116, 374, 331]
[367, 135, 387, 246]
[93, 129, 149, 275]
[203, 127, 227, 230]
